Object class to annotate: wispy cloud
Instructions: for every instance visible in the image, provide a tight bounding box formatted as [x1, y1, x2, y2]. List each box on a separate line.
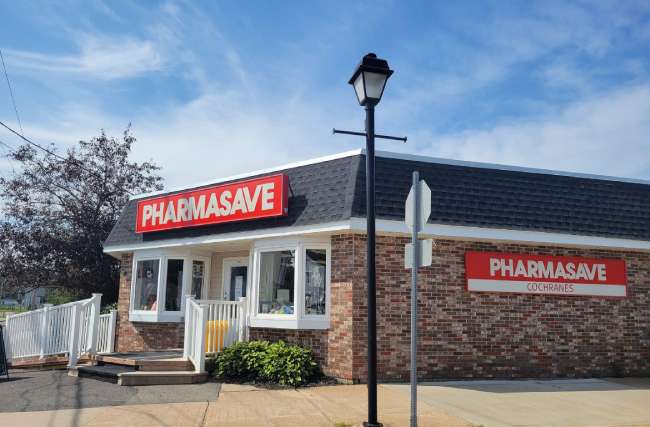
[4, 34, 163, 80]
[420, 83, 650, 179]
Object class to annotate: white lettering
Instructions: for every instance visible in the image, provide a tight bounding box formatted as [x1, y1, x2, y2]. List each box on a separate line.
[142, 205, 153, 227]
[220, 191, 232, 216]
[514, 260, 527, 277]
[597, 264, 607, 281]
[231, 188, 247, 214]
[489, 258, 500, 276]
[243, 185, 262, 212]
[151, 202, 164, 225]
[188, 195, 206, 220]
[205, 193, 220, 218]
[163, 202, 176, 224]
[177, 199, 188, 221]
[261, 183, 275, 210]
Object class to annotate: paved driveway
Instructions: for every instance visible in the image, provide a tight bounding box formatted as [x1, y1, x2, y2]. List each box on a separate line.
[0, 368, 220, 412]
[389, 378, 650, 427]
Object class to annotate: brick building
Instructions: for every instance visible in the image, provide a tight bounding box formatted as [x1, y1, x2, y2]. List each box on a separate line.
[104, 150, 650, 382]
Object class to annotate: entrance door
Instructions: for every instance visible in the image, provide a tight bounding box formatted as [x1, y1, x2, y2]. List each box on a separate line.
[222, 257, 248, 301]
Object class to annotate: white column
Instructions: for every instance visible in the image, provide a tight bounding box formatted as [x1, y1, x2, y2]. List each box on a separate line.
[67, 303, 81, 368]
[238, 297, 247, 342]
[87, 294, 102, 357]
[108, 309, 117, 353]
[3, 315, 12, 361]
[39, 304, 53, 359]
[196, 303, 208, 373]
[183, 295, 194, 359]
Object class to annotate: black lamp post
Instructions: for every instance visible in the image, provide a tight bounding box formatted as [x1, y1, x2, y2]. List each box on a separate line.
[348, 52, 393, 427]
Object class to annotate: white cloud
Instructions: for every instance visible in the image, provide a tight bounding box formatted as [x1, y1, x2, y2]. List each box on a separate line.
[4, 34, 163, 80]
[422, 83, 650, 179]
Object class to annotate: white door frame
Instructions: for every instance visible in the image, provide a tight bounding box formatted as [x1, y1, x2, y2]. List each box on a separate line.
[222, 257, 249, 301]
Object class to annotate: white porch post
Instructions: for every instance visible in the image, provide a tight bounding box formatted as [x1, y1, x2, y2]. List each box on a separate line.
[183, 295, 194, 359]
[107, 309, 117, 353]
[39, 304, 53, 359]
[3, 315, 12, 361]
[67, 303, 81, 368]
[238, 297, 247, 342]
[87, 293, 102, 356]
[196, 303, 208, 373]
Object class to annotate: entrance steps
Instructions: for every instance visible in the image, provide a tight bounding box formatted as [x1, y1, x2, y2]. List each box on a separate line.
[69, 350, 208, 386]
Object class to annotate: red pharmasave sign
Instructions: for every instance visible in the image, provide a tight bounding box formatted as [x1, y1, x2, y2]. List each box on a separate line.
[136, 174, 289, 233]
[465, 251, 627, 297]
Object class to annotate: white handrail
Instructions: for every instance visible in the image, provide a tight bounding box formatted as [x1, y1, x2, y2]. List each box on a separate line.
[184, 296, 208, 373]
[4, 293, 105, 366]
[183, 297, 248, 373]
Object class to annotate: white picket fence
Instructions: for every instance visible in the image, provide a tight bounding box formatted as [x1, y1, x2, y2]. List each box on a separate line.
[3, 293, 116, 366]
[183, 296, 247, 373]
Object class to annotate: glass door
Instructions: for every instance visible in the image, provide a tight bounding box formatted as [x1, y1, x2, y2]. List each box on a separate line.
[222, 257, 248, 301]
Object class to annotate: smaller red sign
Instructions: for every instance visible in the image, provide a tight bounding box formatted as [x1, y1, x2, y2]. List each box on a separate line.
[136, 174, 289, 233]
[465, 251, 627, 297]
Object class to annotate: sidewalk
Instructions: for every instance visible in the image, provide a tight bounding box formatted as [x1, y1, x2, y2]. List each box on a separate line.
[0, 384, 467, 427]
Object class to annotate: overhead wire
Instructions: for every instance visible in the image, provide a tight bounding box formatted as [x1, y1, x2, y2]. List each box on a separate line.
[0, 48, 23, 135]
[0, 119, 135, 196]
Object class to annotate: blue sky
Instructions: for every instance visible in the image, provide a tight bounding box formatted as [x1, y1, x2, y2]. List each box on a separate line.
[1, 1, 649, 187]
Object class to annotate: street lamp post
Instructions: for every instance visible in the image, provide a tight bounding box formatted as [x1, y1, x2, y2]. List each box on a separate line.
[348, 53, 393, 427]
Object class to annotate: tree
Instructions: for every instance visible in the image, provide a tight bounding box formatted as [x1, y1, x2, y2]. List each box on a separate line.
[0, 128, 163, 304]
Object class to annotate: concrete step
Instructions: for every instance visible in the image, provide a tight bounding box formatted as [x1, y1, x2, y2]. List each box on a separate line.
[75, 363, 137, 384]
[117, 370, 209, 386]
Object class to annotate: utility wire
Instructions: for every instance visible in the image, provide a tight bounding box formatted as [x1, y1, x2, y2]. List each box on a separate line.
[0, 119, 134, 195]
[0, 48, 24, 135]
[0, 137, 17, 174]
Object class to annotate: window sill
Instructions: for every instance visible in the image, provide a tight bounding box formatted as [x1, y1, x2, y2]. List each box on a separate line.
[249, 316, 329, 330]
[129, 311, 183, 323]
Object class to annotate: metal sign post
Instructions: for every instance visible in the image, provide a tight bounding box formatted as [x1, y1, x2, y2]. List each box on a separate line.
[404, 172, 432, 427]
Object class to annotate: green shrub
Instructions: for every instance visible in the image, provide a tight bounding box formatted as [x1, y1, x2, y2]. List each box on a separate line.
[213, 341, 270, 381]
[260, 341, 319, 387]
[213, 340, 319, 387]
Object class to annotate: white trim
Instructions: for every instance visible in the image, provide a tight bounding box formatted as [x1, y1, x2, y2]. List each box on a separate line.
[104, 221, 351, 254]
[129, 249, 212, 323]
[249, 317, 330, 330]
[130, 149, 363, 200]
[248, 237, 331, 330]
[370, 149, 650, 186]
[348, 218, 650, 251]
[222, 257, 249, 300]
[106, 219, 650, 257]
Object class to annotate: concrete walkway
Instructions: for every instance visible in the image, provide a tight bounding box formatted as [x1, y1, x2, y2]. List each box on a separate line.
[388, 377, 650, 427]
[0, 383, 467, 427]
[1, 378, 649, 426]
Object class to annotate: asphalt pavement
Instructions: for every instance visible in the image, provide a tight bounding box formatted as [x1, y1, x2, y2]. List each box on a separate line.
[0, 368, 220, 412]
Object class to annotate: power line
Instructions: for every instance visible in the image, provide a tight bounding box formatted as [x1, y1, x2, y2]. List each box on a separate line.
[0, 137, 17, 174]
[0, 119, 134, 195]
[0, 48, 24, 135]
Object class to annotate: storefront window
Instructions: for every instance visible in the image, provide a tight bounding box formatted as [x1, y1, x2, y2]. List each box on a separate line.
[134, 259, 159, 311]
[165, 259, 184, 311]
[258, 250, 295, 315]
[191, 260, 205, 299]
[305, 249, 327, 315]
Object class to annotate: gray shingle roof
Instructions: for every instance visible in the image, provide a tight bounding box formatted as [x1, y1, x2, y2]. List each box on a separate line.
[104, 152, 650, 249]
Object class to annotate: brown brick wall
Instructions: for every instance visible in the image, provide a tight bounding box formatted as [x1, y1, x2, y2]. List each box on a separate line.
[349, 235, 650, 381]
[115, 234, 650, 381]
[115, 253, 184, 352]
